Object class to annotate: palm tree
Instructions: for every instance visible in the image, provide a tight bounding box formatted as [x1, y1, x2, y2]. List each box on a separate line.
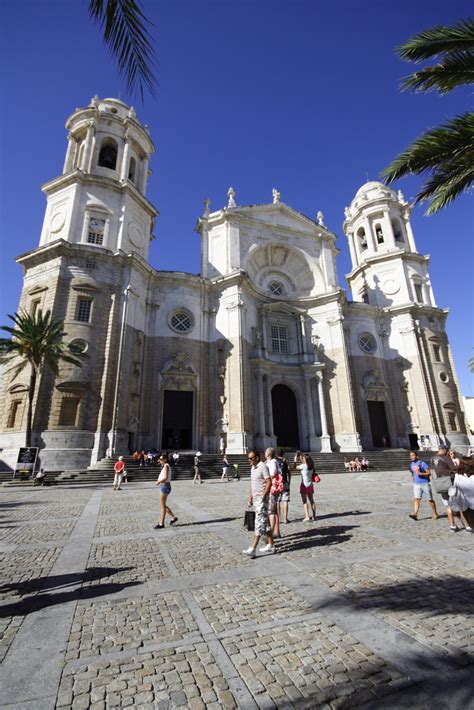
[88, 0, 157, 100]
[0, 310, 86, 447]
[382, 19, 474, 214]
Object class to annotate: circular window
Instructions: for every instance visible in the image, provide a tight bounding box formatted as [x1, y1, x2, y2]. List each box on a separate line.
[358, 333, 377, 354]
[170, 310, 193, 333]
[69, 338, 88, 354]
[439, 372, 449, 383]
[269, 281, 284, 297]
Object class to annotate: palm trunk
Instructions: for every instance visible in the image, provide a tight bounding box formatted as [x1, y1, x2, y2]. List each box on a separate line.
[25, 367, 37, 448]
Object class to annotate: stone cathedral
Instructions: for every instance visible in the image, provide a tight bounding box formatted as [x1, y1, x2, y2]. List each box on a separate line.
[0, 97, 469, 470]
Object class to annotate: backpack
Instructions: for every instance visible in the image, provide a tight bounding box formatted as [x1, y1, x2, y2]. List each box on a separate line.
[276, 457, 289, 489]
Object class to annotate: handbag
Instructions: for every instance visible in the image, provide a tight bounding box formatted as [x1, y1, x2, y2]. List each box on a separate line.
[312, 473, 321, 484]
[432, 472, 452, 494]
[447, 485, 468, 512]
[244, 510, 255, 531]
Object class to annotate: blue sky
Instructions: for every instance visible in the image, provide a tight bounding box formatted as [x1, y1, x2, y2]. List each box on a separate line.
[0, 0, 472, 394]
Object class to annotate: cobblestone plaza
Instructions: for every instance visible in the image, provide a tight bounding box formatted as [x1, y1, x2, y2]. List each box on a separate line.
[0, 471, 472, 709]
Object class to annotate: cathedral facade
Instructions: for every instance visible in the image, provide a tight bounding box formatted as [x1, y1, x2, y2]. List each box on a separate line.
[0, 98, 470, 470]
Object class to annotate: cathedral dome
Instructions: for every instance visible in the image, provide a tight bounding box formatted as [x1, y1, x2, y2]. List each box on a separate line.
[352, 181, 396, 205]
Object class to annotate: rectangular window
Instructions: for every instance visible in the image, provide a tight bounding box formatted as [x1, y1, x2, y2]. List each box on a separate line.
[85, 260, 97, 270]
[7, 400, 21, 428]
[433, 344, 441, 362]
[87, 217, 105, 245]
[58, 397, 79, 426]
[30, 299, 41, 318]
[448, 412, 457, 431]
[414, 284, 423, 303]
[271, 325, 288, 354]
[76, 297, 92, 323]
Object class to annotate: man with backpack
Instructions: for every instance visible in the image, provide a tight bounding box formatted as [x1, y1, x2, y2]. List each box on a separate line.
[276, 449, 291, 524]
[265, 447, 283, 538]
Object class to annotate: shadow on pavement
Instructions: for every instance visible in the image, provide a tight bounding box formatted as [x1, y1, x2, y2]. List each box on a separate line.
[0, 566, 140, 617]
[317, 575, 474, 616]
[277, 524, 358, 553]
[175, 516, 239, 527]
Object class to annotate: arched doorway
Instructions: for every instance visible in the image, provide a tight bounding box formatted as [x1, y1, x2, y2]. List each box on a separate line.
[271, 384, 300, 448]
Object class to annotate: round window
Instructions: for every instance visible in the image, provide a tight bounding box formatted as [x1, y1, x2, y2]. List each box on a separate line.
[439, 372, 449, 383]
[269, 281, 284, 297]
[69, 338, 88, 354]
[170, 310, 193, 333]
[358, 333, 377, 354]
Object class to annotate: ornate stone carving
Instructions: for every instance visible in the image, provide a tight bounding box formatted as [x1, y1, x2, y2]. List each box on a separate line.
[317, 210, 325, 227]
[272, 188, 281, 204]
[203, 197, 211, 217]
[362, 369, 387, 401]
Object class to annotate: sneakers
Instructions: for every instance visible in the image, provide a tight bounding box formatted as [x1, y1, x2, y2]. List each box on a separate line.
[242, 547, 256, 558]
[154, 524, 164, 529]
[170, 517, 178, 525]
[449, 526, 458, 533]
[409, 514, 418, 521]
[259, 544, 276, 554]
[464, 527, 473, 533]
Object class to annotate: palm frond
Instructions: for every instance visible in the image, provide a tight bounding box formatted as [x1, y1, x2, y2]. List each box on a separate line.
[397, 19, 474, 63]
[381, 112, 474, 214]
[88, 0, 157, 100]
[401, 50, 474, 93]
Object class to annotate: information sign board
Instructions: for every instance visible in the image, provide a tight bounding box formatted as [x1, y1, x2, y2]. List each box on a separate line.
[14, 447, 39, 479]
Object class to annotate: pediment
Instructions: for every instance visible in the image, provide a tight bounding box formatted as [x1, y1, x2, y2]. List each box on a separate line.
[233, 203, 323, 236]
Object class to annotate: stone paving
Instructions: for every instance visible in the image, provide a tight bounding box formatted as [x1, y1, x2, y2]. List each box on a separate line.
[0, 471, 473, 709]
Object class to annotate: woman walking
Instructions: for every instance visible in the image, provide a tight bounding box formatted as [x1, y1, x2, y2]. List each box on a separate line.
[221, 455, 230, 481]
[154, 453, 178, 529]
[297, 454, 317, 521]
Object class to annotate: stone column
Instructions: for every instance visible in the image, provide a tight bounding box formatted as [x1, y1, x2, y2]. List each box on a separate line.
[120, 137, 131, 181]
[304, 377, 315, 437]
[140, 157, 149, 194]
[264, 375, 274, 437]
[80, 122, 95, 172]
[403, 215, 417, 252]
[383, 210, 396, 249]
[63, 133, 77, 173]
[364, 218, 376, 252]
[255, 371, 265, 437]
[316, 371, 332, 452]
[347, 232, 357, 267]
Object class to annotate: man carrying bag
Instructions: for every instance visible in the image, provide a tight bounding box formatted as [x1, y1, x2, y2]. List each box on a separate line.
[433, 445, 458, 532]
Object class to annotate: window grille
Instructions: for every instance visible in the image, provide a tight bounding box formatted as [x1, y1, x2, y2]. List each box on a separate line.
[76, 298, 92, 323]
[269, 281, 284, 296]
[170, 311, 192, 332]
[358, 333, 376, 353]
[87, 218, 105, 245]
[271, 325, 288, 353]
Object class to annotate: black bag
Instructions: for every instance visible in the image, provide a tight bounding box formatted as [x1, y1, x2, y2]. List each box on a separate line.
[244, 510, 255, 531]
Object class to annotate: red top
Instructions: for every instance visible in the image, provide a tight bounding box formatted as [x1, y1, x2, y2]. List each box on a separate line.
[114, 460, 125, 473]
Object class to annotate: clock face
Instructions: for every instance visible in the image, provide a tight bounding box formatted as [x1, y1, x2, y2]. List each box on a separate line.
[127, 221, 142, 246]
[50, 211, 66, 233]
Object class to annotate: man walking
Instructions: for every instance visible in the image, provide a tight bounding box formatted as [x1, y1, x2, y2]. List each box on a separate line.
[265, 447, 281, 538]
[113, 456, 125, 490]
[408, 451, 438, 520]
[243, 450, 275, 558]
[193, 451, 203, 484]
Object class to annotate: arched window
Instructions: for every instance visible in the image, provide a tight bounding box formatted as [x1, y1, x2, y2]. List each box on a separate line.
[357, 227, 367, 251]
[128, 157, 136, 183]
[392, 219, 404, 242]
[374, 224, 384, 244]
[98, 138, 118, 170]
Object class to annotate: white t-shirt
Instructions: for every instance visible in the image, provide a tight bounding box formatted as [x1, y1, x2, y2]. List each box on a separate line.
[158, 464, 172, 483]
[251, 460, 271, 498]
[267, 458, 278, 479]
[297, 463, 312, 487]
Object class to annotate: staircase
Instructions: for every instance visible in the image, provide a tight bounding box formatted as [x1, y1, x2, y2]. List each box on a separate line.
[1, 450, 436, 486]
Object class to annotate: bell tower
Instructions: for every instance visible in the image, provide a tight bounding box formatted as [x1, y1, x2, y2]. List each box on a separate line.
[39, 96, 157, 260]
[343, 181, 435, 309]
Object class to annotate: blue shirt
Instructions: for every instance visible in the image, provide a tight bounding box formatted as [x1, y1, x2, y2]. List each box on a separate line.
[409, 460, 430, 485]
